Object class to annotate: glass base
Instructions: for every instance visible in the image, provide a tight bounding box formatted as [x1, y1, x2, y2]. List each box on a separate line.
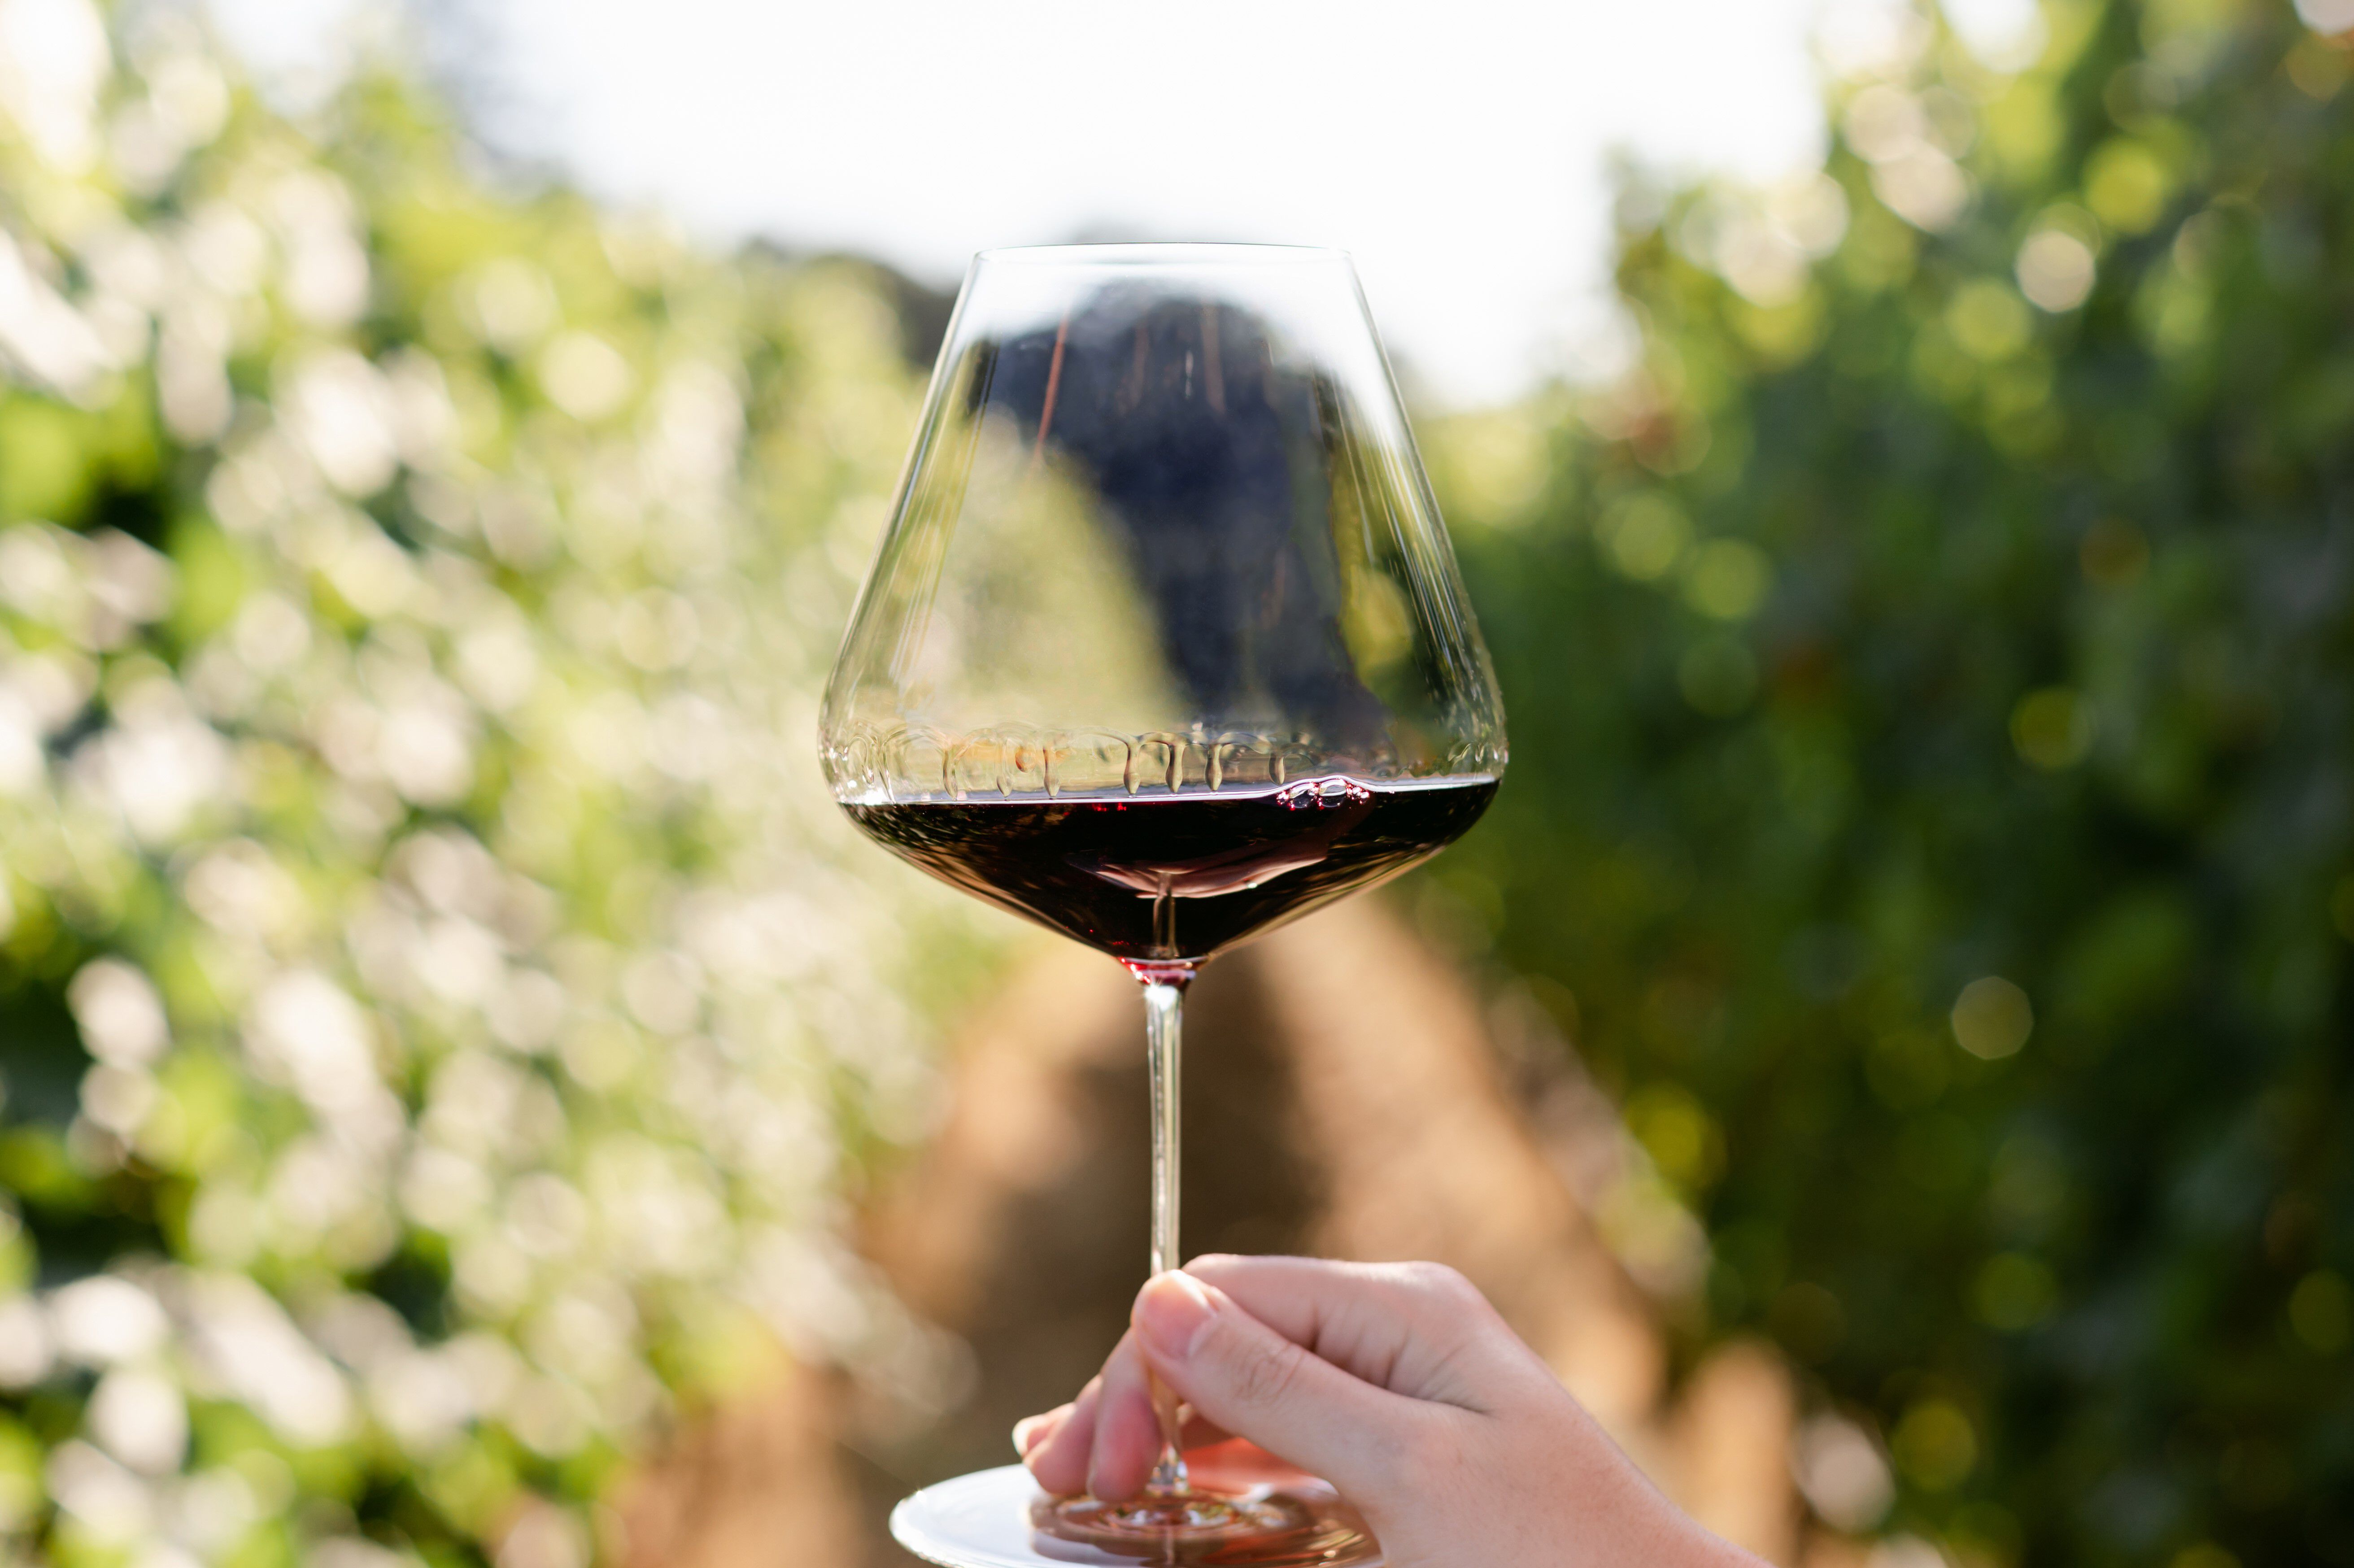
[890, 1446, 1382, 1568]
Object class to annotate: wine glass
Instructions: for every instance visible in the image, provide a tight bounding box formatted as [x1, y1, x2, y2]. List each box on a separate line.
[821, 244, 1506, 1568]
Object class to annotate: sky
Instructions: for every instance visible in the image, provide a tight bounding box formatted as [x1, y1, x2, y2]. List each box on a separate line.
[204, 0, 2040, 407]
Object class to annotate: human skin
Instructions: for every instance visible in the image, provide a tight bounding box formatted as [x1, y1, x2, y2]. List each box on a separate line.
[1013, 1255, 1765, 1568]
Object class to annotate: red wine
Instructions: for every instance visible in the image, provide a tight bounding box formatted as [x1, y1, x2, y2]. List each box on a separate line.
[843, 775, 1496, 968]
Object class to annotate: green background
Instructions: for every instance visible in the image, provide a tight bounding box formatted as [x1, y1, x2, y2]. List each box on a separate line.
[1, 2, 2348, 1565]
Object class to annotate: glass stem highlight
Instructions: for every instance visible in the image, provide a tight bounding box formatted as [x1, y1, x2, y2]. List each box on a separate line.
[1142, 974, 1190, 1496]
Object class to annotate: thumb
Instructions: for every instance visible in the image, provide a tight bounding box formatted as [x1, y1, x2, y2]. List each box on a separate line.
[1132, 1271, 1425, 1499]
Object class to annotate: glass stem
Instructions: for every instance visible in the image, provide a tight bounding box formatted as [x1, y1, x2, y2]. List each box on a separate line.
[1142, 973, 1190, 1497]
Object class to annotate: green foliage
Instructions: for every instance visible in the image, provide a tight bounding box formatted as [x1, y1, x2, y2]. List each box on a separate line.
[9, 1, 2349, 1564]
[0, 6, 994, 1565]
[1432, 1, 2354, 1561]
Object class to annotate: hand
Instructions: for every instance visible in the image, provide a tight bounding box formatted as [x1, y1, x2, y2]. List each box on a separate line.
[1012, 1255, 1762, 1568]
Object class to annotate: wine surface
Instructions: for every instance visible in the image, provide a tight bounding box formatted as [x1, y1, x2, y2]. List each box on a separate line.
[843, 775, 1495, 967]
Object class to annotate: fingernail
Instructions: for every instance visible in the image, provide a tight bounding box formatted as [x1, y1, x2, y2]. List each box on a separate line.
[1013, 1415, 1047, 1456]
[1136, 1271, 1216, 1361]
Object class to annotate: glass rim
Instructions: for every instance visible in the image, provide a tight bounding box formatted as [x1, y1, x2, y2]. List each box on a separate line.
[971, 241, 1351, 268]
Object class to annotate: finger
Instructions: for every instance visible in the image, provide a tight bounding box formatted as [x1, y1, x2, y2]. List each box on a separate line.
[1183, 1254, 1536, 1411]
[1012, 1402, 1072, 1459]
[1131, 1270, 1432, 1499]
[1026, 1376, 1101, 1496]
[1026, 1366, 1235, 1498]
[1180, 1412, 1232, 1448]
[1088, 1329, 1164, 1500]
